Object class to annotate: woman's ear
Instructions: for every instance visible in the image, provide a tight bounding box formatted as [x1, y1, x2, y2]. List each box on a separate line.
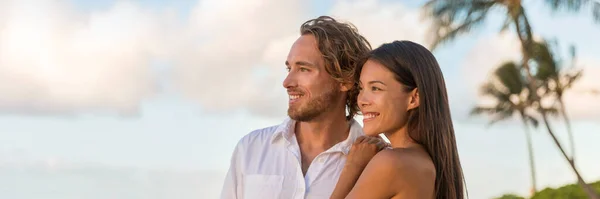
[407, 88, 420, 110]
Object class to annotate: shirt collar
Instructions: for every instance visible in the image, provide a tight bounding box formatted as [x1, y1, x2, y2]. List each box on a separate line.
[270, 117, 364, 155]
[270, 117, 296, 144]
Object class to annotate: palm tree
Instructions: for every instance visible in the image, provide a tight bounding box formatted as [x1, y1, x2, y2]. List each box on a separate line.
[423, 0, 600, 50]
[471, 62, 540, 195]
[423, 1, 600, 198]
[532, 41, 582, 164]
[544, 0, 600, 24]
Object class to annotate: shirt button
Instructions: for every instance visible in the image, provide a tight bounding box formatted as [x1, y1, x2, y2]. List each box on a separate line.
[319, 157, 325, 163]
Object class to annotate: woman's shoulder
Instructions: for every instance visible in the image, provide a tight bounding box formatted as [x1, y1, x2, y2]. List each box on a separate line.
[364, 147, 435, 197]
[376, 147, 434, 170]
[369, 147, 436, 183]
[349, 146, 435, 198]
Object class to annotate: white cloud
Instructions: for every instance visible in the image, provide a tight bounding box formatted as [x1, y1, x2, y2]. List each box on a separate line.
[0, 0, 433, 118]
[562, 59, 600, 120]
[329, 0, 433, 48]
[462, 33, 523, 97]
[449, 33, 521, 122]
[5, 0, 591, 121]
[0, 0, 166, 115]
[168, 0, 307, 116]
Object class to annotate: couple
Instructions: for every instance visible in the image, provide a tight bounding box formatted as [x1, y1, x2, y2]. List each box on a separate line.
[220, 15, 466, 199]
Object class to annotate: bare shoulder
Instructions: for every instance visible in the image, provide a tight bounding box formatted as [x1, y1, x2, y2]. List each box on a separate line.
[343, 146, 436, 199]
[368, 147, 436, 198]
[378, 147, 435, 176]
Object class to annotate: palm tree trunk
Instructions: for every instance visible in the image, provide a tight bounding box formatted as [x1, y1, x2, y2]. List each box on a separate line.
[540, 113, 599, 199]
[520, 113, 537, 196]
[558, 97, 576, 164]
[512, 7, 600, 199]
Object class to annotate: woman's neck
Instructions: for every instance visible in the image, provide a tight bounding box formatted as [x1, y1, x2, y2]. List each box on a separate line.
[384, 125, 418, 148]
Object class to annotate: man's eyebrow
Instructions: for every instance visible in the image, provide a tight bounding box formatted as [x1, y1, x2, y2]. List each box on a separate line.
[296, 61, 315, 66]
[285, 60, 316, 67]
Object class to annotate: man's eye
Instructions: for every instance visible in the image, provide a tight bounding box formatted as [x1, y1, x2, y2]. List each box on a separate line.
[286, 67, 291, 72]
[300, 68, 309, 72]
[371, 86, 381, 91]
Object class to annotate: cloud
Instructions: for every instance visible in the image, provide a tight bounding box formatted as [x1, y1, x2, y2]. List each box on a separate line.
[0, 0, 434, 118]
[0, 0, 166, 115]
[329, 0, 433, 48]
[9, 0, 591, 121]
[462, 33, 523, 97]
[168, 0, 307, 116]
[562, 58, 600, 121]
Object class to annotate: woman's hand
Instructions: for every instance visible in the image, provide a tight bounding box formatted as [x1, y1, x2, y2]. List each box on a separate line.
[330, 136, 389, 199]
[345, 135, 389, 171]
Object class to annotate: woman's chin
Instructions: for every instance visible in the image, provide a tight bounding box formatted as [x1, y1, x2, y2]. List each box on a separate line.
[362, 128, 380, 137]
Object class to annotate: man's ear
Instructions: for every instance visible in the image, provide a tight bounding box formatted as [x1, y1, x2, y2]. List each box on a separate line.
[340, 81, 353, 92]
[407, 88, 420, 110]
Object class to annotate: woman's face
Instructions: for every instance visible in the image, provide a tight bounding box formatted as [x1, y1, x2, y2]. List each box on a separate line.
[357, 59, 418, 136]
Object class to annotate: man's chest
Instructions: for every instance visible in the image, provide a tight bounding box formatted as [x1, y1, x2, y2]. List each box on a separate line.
[239, 147, 347, 199]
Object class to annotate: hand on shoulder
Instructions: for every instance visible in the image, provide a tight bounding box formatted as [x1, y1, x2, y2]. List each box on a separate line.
[345, 135, 390, 171]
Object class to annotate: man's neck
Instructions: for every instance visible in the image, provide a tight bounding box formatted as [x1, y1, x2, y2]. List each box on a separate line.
[294, 107, 351, 176]
[295, 113, 351, 151]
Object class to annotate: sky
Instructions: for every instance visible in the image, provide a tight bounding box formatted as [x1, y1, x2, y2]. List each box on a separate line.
[0, 0, 599, 198]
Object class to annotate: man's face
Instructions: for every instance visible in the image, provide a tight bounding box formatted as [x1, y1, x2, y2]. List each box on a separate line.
[283, 34, 342, 122]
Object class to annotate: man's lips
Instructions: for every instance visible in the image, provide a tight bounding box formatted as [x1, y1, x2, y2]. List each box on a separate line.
[288, 92, 304, 103]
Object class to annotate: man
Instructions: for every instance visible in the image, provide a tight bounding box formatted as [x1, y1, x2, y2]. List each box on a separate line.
[220, 16, 372, 199]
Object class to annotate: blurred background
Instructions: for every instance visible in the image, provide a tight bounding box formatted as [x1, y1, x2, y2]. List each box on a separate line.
[0, 0, 598, 198]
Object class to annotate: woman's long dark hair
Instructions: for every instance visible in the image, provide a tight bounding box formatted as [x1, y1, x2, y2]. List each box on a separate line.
[354, 40, 466, 199]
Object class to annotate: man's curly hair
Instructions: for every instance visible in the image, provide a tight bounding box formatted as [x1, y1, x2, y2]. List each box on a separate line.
[299, 16, 372, 120]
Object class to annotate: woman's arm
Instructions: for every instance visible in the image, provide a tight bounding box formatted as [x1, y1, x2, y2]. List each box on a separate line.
[329, 163, 365, 199]
[330, 136, 388, 199]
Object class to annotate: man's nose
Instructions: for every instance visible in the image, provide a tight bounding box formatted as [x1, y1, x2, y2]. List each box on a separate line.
[282, 72, 297, 89]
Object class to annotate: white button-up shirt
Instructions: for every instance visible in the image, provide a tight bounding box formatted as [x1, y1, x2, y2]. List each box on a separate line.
[220, 117, 364, 199]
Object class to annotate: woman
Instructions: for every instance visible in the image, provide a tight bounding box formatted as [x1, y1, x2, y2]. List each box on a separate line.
[330, 40, 466, 199]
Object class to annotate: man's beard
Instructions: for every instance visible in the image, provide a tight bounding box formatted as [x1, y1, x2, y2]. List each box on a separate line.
[288, 85, 342, 122]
